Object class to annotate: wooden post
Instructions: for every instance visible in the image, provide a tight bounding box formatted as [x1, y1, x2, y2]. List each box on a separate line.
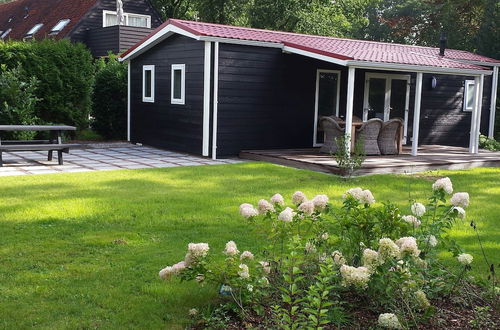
[212, 42, 219, 160]
[411, 72, 423, 156]
[469, 76, 482, 153]
[474, 74, 484, 153]
[345, 67, 356, 153]
[488, 66, 499, 138]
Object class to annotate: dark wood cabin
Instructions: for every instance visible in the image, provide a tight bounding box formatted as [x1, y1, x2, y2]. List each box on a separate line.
[120, 19, 500, 158]
[0, 0, 163, 57]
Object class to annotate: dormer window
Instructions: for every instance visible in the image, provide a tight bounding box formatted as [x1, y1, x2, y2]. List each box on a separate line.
[1, 28, 12, 40]
[26, 23, 43, 37]
[102, 10, 151, 28]
[51, 19, 70, 34]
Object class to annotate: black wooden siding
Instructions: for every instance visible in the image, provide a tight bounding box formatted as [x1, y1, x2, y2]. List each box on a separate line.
[69, 0, 162, 55]
[130, 34, 205, 154]
[86, 25, 153, 57]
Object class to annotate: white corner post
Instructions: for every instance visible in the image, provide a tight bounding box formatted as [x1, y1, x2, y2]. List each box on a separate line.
[345, 67, 356, 153]
[202, 41, 212, 156]
[469, 75, 484, 153]
[127, 61, 131, 142]
[488, 66, 499, 138]
[211, 42, 219, 160]
[411, 72, 423, 156]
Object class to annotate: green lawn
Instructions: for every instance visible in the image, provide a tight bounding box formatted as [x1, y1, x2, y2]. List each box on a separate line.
[0, 163, 498, 329]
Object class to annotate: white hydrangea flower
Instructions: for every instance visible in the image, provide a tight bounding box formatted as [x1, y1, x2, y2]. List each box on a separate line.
[426, 235, 438, 247]
[340, 265, 371, 289]
[378, 313, 402, 329]
[260, 276, 270, 285]
[238, 264, 250, 279]
[240, 250, 254, 261]
[184, 243, 210, 266]
[270, 193, 285, 205]
[247, 284, 254, 292]
[298, 200, 315, 215]
[402, 215, 421, 228]
[259, 261, 271, 274]
[189, 308, 198, 316]
[257, 199, 274, 214]
[292, 191, 307, 205]
[457, 253, 473, 265]
[224, 241, 240, 256]
[362, 248, 379, 268]
[195, 274, 205, 283]
[159, 266, 174, 280]
[312, 194, 329, 210]
[321, 232, 329, 241]
[332, 250, 346, 266]
[395, 237, 421, 257]
[343, 187, 363, 200]
[451, 192, 469, 208]
[343, 187, 375, 204]
[378, 238, 400, 260]
[432, 177, 453, 194]
[452, 206, 466, 219]
[305, 241, 316, 254]
[278, 207, 295, 222]
[359, 189, 375, 205]
[239, 204, 258, 218]
[415, 290, 431, 309]
[411, 202, 426, 217]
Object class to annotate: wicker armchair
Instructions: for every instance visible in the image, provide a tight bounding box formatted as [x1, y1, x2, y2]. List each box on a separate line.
[378, 118, 404, 155]
[319, 117, 345, 154]
[356, 118, 383, 155]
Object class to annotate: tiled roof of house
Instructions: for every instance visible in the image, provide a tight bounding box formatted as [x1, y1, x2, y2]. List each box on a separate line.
[122, 19, 499, 71]
[0, 0, 99, 40]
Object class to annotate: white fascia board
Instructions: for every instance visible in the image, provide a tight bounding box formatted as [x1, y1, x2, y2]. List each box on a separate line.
[120, 25, 200, 62]
[348, 60, 492, 76]
[283, 46, 348, 66]
[198, 36, 282, 49]
[452, 59, 500, 67]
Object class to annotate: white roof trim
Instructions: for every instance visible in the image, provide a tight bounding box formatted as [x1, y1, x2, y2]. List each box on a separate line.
[451, 59, 500, 67]
[283, 45, 348, 66]
[199, 36, 282, 48]
[348, 60, 493, 76]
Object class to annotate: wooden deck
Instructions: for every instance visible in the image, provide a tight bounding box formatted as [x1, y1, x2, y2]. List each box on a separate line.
[239, 145, 500, 175]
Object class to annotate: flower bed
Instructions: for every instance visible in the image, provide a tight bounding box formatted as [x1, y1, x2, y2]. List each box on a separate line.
[159, 177, 498, 329]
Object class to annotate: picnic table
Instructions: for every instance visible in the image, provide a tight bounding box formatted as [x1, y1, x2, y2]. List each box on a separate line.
[0, 125, 79, 166]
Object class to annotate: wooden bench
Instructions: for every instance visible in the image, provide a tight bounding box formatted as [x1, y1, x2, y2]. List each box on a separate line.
[0, 144, 79, 166]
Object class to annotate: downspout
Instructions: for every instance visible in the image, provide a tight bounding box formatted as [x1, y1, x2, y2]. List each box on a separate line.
[212, 42, 220, 160]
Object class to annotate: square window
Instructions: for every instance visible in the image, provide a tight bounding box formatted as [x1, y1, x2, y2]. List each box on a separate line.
[463, 80, 475, 112]
[171, 64, 185, 105]
[143, 65, 155, 103]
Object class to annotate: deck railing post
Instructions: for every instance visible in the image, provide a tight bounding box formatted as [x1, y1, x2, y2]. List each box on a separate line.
[345, 67, 356, 153]
[411, 72, 423, 156]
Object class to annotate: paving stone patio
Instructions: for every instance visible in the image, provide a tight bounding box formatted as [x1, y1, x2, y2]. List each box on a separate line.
[0, 143, 243, 176]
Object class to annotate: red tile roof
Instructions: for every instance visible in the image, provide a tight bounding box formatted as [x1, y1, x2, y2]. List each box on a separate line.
[122, 19, 499, 71]
[0, 0, 99, 40]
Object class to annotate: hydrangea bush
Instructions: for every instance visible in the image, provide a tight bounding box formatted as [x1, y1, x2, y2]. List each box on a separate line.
[159, 177, 480, 328]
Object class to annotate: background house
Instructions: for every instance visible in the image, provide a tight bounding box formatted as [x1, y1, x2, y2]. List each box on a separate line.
[0, 0, 163, 57]
[120, 19, 499, 158]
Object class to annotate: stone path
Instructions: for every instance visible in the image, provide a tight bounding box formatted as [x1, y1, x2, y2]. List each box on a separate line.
[0, 144, 242, 177]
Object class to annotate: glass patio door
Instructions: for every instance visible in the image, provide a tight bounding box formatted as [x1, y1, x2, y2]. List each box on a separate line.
[363, 73, 411, 144]
[314, 70, 341, 146]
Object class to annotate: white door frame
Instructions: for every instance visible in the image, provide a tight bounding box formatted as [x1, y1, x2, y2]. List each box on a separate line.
[313, 69, 341, 147]
[363, 72, 411, 144]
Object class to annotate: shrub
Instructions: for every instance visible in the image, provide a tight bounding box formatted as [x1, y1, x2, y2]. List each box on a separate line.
[0, 39, 94, 130]
[157, 178, 491, 328]
[479, 134, 500, 151]
[0, 65, 39, 140]
[91, 56, 127, 140]
[334, 135, 365, 177]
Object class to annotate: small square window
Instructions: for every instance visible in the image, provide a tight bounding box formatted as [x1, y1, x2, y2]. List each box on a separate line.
[51, 19, 70, 33]
[26, 23, 43, 36]
[1, 28, 11, 39]
[463, 80, 475, 112]
[143, 65, 155, 103]
[171, 64, 186, 105]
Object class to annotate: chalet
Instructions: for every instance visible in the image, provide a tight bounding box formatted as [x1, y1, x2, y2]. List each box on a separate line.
[120, 19, 499, 159]
[0, 0, 163, 57]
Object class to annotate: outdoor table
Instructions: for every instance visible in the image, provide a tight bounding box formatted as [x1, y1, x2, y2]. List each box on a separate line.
[0, 125, 78, 166]
[336, 120, 364, 150]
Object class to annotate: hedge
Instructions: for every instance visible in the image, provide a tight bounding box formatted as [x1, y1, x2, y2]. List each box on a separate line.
[0, 39, 94, 129]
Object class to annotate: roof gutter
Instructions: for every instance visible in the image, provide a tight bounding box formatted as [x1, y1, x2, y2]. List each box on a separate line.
[347, 60, 493, 76]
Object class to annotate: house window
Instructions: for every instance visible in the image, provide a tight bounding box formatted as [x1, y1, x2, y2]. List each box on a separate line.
[463, 80, 475, 112]
[1, 28, 11, 39]
[171, 64, 186, 105]
[143, 65, 155, 103]
[26, 23, 43, 37]
[51, 19, 70, 33]
[103, 10, 151, 28]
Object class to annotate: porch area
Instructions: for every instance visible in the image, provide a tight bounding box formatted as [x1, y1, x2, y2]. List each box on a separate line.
[240, 145, 500, 176]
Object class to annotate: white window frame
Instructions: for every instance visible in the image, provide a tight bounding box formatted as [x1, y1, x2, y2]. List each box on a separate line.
[142, 65, 155, 103]
[171, 64, 186, 105]
[102, 10, 151, 28]
[313, 69, 341, 146]
[26, 23, 43, 36]
[51, 19, 70, 33]
[463, 80, 475, 112]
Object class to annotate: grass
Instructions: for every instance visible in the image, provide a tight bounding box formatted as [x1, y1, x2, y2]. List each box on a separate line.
[0, 163, 498, 328]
